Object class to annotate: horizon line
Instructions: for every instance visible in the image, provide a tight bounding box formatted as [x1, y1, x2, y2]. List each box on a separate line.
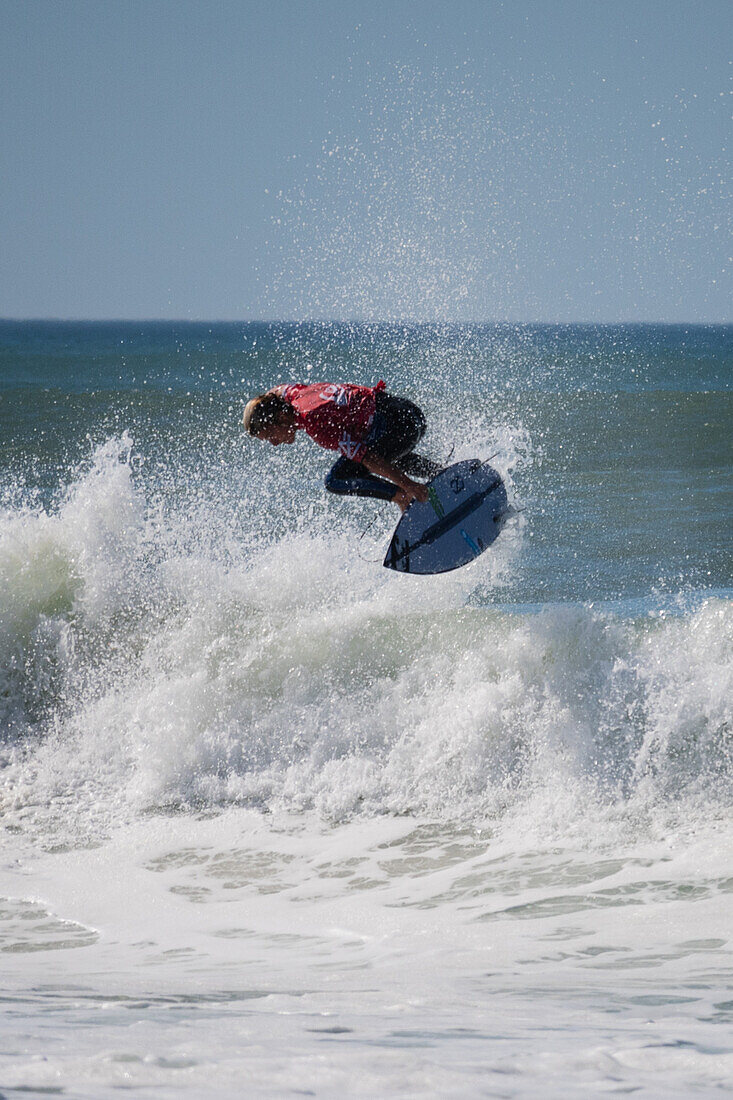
[1, 316, 732, 327]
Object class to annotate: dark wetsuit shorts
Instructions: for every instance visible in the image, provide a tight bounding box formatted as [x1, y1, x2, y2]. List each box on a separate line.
[324, 392, 439, 502]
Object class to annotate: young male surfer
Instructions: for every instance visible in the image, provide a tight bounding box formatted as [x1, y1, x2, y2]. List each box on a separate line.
[243, 381, 440, 512]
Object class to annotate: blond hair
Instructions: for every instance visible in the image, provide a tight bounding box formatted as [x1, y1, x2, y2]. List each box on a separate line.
[242, 392, 288, 436]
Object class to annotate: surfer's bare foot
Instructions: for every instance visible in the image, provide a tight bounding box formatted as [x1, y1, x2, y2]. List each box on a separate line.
[393, 489, 411, 513]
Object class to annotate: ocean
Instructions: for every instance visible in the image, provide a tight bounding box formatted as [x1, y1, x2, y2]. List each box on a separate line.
[1, 319, 731, 1098]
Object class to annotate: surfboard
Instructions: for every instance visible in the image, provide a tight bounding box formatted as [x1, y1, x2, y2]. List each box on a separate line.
[383, 460, 509, 575]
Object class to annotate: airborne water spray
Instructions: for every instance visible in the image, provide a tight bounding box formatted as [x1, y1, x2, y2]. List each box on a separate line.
[264, 62, 572, 326]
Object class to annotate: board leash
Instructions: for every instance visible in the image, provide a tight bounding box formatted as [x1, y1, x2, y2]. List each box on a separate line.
[356, 513, 386, 564]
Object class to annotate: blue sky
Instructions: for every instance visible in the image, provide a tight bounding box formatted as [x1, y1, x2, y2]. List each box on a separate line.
[1, 0, 730, 321]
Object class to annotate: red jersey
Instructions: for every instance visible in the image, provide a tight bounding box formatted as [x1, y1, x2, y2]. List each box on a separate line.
[281, 381, 385, 462]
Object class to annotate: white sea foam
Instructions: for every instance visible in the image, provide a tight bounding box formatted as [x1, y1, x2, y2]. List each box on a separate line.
[1, 437, 729, 852]
[1, 435, 731, 1098]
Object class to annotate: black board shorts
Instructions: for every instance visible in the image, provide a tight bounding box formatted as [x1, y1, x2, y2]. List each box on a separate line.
[325, 393, 438, 502]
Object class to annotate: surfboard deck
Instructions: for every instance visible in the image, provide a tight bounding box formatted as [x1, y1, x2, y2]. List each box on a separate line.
[383, 460, 509, 575]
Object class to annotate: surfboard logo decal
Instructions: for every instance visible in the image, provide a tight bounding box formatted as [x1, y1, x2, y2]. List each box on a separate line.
[460, 529, 482, 557]
[427, 486, 444, 518]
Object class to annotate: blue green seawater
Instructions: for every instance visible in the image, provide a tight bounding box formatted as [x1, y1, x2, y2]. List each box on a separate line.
[1, 320, 730, 606]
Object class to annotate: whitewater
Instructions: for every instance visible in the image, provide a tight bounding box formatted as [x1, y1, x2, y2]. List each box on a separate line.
[1, 321, 731, 1098]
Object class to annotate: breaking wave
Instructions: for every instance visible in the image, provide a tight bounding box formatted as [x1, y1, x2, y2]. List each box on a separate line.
[1, 437, 730, 850]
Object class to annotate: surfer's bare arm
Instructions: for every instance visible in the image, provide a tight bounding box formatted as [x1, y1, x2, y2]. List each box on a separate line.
[361, 451, 429, 505]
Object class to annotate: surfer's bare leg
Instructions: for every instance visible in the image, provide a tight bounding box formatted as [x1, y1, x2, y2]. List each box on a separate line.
[362, 452, 429, 507]
[392, 487, 416, 513]
[326, 453, 428, 509]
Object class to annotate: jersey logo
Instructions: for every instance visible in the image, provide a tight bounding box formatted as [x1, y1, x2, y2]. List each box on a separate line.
[338, 433, 362, 459]
[320, 385, 349, 406]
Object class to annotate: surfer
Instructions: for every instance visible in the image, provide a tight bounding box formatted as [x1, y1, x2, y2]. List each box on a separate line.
[243, 381, 440, 511]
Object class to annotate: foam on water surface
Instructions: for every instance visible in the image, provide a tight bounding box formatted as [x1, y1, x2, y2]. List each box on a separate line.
[1, 809, 732, 1098]
[1, 317, 731, 1095]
